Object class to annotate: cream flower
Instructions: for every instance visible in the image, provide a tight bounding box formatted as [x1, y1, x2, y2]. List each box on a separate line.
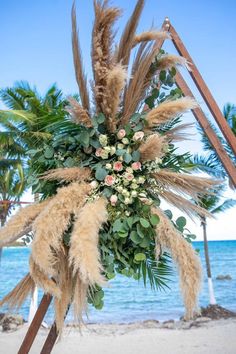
[110, 194, 118, 206]
[99, 134, 108, 146]
[133, 131, 144, 141]
[124, 172, 134, 181]
[122, 137, 129, 145]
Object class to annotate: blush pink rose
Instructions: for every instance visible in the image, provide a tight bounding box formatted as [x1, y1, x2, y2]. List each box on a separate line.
[131, 161, 142, 170]
[113, 161, 123, 172]
[124, 172, 134, 181]
[104, 175, 116, 186]
[110, 194, 118, 206]
[117, 129, 126, 139]
[95, 148, 103, 157]
[133, 131, 144, 141]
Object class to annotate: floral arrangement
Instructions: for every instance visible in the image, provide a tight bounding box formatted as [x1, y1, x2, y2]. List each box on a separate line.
[0, 0, 218, 332]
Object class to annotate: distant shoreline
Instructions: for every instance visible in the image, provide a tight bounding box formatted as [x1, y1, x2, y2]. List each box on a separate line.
[4, 239, 236, 248]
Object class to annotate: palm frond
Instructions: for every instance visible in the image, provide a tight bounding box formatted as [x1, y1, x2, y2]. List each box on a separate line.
[211, 198, 236, 215]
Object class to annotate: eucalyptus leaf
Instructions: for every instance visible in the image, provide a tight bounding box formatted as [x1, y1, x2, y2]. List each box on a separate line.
[132, 150, 140, 162]
[95, 167, 107, 181]
[124, 152, 132, 163]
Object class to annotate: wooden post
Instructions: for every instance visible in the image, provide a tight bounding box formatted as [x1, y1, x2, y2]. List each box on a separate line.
[175, 71, 236, 186]
[18, 294, 52, 354]
[163, 17, 236, 156]
[40, 324, 58, 354]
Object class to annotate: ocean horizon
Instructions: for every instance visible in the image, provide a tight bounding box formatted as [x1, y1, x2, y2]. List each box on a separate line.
[0, 240, 235, 324]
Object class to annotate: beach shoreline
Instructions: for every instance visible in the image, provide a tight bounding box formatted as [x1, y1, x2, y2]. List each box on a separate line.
[0, 318, 236, 354]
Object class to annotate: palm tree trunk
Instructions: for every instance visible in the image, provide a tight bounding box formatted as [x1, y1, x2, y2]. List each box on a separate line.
[28, 191, 39, 323]
[0, 215, 7, 264]
[201, 216, 217, 305]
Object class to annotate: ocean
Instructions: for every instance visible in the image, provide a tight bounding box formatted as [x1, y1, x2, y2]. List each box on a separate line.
[0, 240, 235, 324]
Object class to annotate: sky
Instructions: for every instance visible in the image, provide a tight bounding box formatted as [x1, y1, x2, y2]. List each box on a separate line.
[1, 0, 236, 240]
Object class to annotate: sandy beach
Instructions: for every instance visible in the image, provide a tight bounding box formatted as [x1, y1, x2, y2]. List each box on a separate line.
[0, 318, 236, 354]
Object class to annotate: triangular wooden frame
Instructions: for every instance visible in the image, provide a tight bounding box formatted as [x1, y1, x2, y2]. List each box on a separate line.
[17, 19, 236, 354]
[162, 18, 236, 186]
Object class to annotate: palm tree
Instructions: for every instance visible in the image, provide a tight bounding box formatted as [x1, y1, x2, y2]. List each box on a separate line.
[192, 103, 236, 182]
[0, 158, 25, 261]
[0, 81, 67, 156]
[198, 185, 236, 305]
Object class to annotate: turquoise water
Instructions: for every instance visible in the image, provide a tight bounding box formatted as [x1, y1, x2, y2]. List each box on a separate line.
[0, 241, 235, 323]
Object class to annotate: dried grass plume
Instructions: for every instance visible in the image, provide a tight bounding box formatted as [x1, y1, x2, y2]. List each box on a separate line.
[146, 97, 198, 128]
[153, 207, 202, 319]
[69, 197, 108, 286]
[0, 199, 49, 248]
[139, 134, 167, 162]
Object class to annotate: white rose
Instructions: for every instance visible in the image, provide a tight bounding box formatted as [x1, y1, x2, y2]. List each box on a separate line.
[131, 190, 138, 197]
[90, 180, 98, 189]
[133, 131, 144, 141]
[110, 146, 116, 156]
[122, 138, 129, 145]
[110, 194, 118, 206]
[105, 163, 112, 170]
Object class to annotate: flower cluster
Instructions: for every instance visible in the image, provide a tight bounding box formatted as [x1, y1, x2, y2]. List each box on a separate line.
[89, 127, 148, 206]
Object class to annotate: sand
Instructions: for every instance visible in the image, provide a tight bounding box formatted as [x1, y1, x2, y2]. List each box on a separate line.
[0, 319, 236, 354]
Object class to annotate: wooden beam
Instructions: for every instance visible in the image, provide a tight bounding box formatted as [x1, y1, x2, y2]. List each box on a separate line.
[40, 323, 58, 354]
[163, 18, 236, 156]
[18, 294, 52, 354]
[175, 71, 236, 186]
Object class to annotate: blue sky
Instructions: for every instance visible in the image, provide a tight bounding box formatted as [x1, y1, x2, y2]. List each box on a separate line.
[1, 0, 236, 240]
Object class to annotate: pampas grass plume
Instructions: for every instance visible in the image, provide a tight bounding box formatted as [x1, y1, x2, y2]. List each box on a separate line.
[40, 167, 91, 183]
[69, 197, 108, 286]
[0, 274, 35, 310]
[153, 207, 202, 319]
[66, 97, 92, 127]
[139, 134, 167, 162]
[31, 182, 91, 277]
[146, 97, 198, 128]
[157, 54, 191, 71]
[0, 199, 49, 248]
[133, 30, 170, 47]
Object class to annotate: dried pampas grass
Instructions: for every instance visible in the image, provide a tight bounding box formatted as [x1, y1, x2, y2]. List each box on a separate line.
[133, 30, 170, 47]
[0, 273, 35, 310]
[146, 97, 198, 128]
[73, 276, 88, 322]
[159, 189, 212, 219]
[153, 207, 202, 319]
[71, 4, 90, 111]
[0, 199, 49, 248]
[116, 0, 144, 65]
[40, 167, 91, 183]
[105, 64, 127, 132]
[66, 97, 92, 127]
[31, 182, 91, 277]
[139, 134, 167, 162]
[69, 197, 108, 286]
[29, 257, 61, 299]
[153, 170, 218, 200]
[54, 250, 73, 334]
[92, 1, 121, 113]
[157, 54, 191, 71]
[163, 123, 194, 142]
[121, 42, 160, 125]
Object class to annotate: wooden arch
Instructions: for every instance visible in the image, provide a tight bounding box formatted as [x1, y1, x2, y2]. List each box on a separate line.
[17, 19, 236, 354]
